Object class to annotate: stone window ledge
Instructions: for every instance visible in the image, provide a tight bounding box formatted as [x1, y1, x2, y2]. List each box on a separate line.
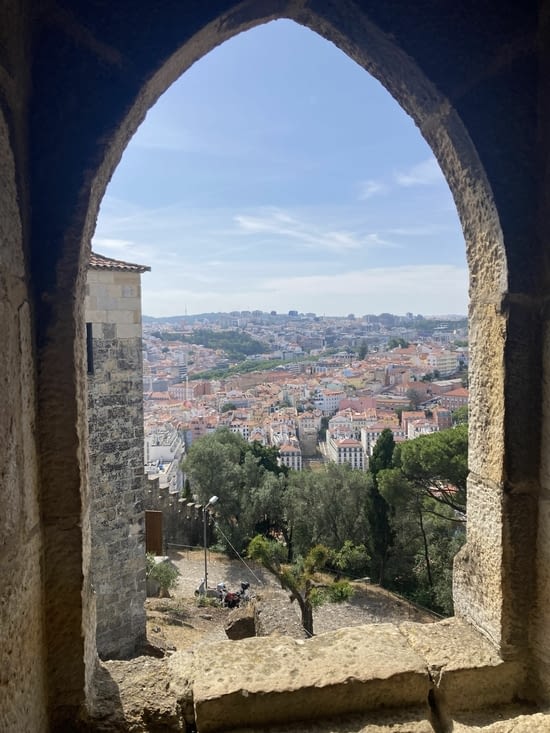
[92, 618, 535, 732]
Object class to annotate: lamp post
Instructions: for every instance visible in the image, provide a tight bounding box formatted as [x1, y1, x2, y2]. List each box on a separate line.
[203, 495, 219, 592]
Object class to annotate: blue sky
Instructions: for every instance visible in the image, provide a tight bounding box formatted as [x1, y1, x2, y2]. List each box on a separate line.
[93, 19, 467, 318]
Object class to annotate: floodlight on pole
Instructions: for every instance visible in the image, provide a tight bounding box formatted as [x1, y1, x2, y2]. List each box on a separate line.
[203, 495, 219, 591]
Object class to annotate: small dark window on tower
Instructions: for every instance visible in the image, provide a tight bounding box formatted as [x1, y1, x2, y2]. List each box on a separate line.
[86, 323, 94, 374]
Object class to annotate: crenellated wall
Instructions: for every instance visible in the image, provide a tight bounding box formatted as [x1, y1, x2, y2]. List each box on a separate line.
[145, 479, 214, 551]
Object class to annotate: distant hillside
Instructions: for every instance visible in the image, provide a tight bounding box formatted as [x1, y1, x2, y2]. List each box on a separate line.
[143, 311, 467, 324]
[143, 313, 221, 324]
[151, 328, 270, 360]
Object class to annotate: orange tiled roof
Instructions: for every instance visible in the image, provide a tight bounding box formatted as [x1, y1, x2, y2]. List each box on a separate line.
[89, 251, 150, 273]
[444, 387, 469, 397]
[335, 438, 361, 446]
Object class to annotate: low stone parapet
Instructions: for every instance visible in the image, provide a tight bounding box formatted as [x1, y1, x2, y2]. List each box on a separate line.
[96, 618, 528, 732]
[191, 624, 427, 732]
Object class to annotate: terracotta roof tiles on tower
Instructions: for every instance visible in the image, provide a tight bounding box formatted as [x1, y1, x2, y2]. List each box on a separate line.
[89, 251, 150, 273]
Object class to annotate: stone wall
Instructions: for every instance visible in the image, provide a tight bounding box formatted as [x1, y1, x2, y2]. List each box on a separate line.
[145, 478, 212, 551]
[2, 2, 550, 728]
[0, 19, 48, 725]
[86, 267, 147, 659]
[0, 3, 50, 728]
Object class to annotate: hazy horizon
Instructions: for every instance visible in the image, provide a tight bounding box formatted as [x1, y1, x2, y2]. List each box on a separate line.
[142, 310, 467, 321]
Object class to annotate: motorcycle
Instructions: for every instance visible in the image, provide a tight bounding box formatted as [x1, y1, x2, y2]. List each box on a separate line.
[220, 581, 251, 608]
[195, 579, 251, 608]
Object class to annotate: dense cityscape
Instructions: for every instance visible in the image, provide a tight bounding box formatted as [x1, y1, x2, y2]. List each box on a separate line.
[142, 310, 468, 493]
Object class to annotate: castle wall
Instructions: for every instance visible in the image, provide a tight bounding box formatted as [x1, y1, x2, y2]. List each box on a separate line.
[0, 3, 50, 727]
[0, 1, 549, 727]
[86, 267, 147, 659]
[145, 479, 209, 550]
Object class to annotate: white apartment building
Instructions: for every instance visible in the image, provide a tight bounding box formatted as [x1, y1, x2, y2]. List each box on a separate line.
[313, 389, 346, 416]
[407, 419, 440, 440]
[144, 426, 184, 493]
[278, 442, 303, 471]
[427, 350, 459, 377]
[297, 410, 322, 434]
[328, 409, 378, 437]
[229, 419, 251, 440]
[326, 435, 364, 470]
[360, 424, 406, 457]
[269, 418, 297, 447]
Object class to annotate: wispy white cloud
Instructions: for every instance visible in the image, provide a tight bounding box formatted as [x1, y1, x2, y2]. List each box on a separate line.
[234, 209, 395, 252]
[387, 224, 448, 237]
[357, 179, 389, 200]
[395, 158, 444, 187]
[94, 196, 465, 318]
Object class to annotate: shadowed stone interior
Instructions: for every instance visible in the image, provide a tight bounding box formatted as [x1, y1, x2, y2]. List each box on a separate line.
[1, 1, 550, 730]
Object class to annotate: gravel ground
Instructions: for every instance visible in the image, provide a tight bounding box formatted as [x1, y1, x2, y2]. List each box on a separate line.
[144, 549, 437, 653]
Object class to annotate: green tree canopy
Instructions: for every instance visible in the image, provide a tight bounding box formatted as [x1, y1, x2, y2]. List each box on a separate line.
[377, 466, 465, 615]
[394, 424, 468, 515]
[367, 428, 396, 583]
[387, 338, 410, 350]
[452, 405, 468, 425]
[183, 429, 288, 553]
[373, 424, 468, 614]
[285, 463, 371, 560]
[220, 402, 237, 412]
[358, 339, 369, 360]
[369, 428, 395, 479]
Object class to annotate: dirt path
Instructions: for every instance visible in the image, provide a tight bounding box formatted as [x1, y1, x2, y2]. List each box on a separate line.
[145, 549, 438, 653]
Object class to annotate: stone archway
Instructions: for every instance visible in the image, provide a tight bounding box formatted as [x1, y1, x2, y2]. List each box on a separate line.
[21, 0, 546, 724]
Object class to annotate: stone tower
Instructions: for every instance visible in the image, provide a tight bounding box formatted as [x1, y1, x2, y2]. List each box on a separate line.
[85, 252, 150, 659]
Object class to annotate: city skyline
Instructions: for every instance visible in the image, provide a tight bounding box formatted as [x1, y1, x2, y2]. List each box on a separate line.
[142, 309, 467, 321]
[93, 19, 468, 318]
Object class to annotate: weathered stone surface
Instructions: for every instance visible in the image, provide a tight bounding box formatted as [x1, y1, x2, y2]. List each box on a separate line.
[89, 657, 184, 731]
[0, 102, 48, 731]
[86, 625, 540, 733]
[218, 709, 550, 732]
[225, 605, 257, 640]
[4, 2, 550, 729]
[467, 302, 506, 485]
[192, 625, 429, 732]
[399, 618, 524, 710]
[453, 476, 505, 650]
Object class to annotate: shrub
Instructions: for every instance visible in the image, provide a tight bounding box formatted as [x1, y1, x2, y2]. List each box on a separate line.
[333, 541, 371, 578]
[146, 553, 180, 596]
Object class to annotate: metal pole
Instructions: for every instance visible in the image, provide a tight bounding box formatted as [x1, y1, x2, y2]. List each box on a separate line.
[202, 495, 218, 593]
[203, 506, 208, 591]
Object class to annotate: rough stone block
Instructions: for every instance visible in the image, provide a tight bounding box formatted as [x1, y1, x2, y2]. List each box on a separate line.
[224, 605, 256, 640]
[116, 323, 141, 339]
[105, 308, 138, 325]
[193, 625, 428, 732]
[467, 301, 505, 484]
[399, 618, 524, 710]
[453, 475, 503, 648]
